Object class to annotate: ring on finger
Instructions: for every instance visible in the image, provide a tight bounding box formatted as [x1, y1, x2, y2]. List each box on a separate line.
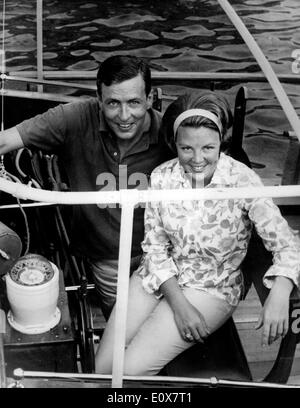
[185, 333, 193, 341]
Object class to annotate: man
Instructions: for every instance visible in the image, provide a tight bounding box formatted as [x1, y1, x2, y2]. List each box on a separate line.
[0, 55, 173, 319]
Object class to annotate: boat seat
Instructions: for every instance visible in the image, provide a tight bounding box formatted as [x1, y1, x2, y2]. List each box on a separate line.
[227, 86, 252, 168]
[152, 87, 163, 112]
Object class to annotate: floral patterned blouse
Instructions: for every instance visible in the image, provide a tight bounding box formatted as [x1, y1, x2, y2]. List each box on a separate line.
[136, 153, 300, 306]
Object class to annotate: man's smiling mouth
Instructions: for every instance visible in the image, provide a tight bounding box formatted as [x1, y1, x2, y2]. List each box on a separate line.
[117, 123, 134, 131]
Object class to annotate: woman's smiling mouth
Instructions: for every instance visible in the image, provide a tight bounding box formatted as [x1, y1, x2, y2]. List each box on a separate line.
[189, 164, 206, 172]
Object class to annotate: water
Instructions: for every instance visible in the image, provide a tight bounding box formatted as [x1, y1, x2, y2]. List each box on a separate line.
[1, 0, 300, 182]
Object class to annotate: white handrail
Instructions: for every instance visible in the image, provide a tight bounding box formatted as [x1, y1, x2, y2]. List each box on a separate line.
[0, 178, 300, 205]
[6, 70, 300, 84]
[11, 368, 300, 389]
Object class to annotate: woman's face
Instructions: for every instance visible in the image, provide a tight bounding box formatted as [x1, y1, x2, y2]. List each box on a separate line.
[176, 126, 221, 187]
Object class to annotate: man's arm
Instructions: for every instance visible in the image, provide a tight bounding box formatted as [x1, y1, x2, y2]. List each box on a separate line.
[0, 127, 24, 155]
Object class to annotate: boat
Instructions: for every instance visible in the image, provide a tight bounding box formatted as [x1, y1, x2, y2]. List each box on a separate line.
[0, 0, 300, 390]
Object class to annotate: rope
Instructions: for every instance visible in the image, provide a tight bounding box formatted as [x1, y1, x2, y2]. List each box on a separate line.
[15, 148, 42, 188]
[17, 197, 30, 256]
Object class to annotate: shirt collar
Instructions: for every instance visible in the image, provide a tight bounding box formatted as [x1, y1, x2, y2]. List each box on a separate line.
[172, 159, 190, 187]
[208, 152, 232, 186]
[99, 109, 109, 133]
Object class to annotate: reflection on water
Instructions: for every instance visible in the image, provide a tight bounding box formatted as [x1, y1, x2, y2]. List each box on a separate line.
[1, 0, 300, 182]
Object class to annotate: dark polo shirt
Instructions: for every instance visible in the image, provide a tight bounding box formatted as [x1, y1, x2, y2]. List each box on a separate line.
[17, 97, 173, 260]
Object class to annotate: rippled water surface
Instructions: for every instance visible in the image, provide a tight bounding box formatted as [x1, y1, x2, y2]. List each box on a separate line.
[1, 0, 300, 182]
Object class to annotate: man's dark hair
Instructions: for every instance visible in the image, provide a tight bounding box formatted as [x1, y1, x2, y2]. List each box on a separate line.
[96, 55, 151, 97]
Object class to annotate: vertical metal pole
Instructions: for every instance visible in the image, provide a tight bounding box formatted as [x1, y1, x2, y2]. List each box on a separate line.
[0, 309, 7, 388]
[36, 0, 43, 92]
[111, 195, 135, 388]
[1, 0, 6, 173]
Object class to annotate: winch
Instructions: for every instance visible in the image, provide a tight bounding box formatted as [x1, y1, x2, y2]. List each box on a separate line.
[6, 254, 61, 334]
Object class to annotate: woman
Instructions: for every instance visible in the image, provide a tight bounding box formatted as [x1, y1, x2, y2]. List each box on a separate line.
[95, 91, 300, 376]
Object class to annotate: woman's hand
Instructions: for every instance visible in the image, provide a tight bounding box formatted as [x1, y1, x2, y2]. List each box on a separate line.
[160, 277, 209, 343]
[173, 300, 209, 343]
[255, 276, 293, 346]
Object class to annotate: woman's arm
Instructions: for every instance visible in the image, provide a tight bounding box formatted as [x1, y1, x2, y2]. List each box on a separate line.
[244, 175, 300, 288]
[243, 170, 300, 345]
[139, 169, 208, 342]
[138, 171, 179, 295]
[255, 276, 294, 346]
[160, 277, 209, 342]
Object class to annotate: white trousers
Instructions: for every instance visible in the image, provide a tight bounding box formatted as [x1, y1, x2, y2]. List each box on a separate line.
[95, 272, 236, 376]
[88, 255, 141, 319]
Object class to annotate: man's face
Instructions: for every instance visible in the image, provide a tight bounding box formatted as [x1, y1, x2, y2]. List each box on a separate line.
[99, 74, 152, 141]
